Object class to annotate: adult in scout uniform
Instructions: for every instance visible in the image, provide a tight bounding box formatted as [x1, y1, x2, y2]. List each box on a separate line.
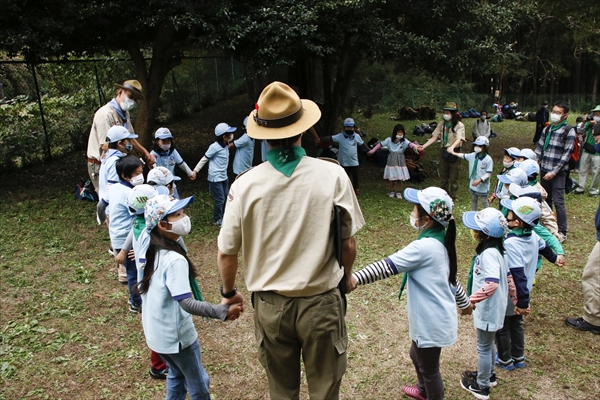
[87, 79, 154, 195]
[419, 102, 466, 199]
[217, 81, 365, 399]
[575, 105, 600, 196]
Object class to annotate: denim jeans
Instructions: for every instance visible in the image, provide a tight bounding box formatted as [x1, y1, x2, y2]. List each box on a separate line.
[495, 314, 524, 362]
[115, 248, 141, 307]
[159, 340, 211, 400]
[476, 328, 496, 388]
[209, 179, 229, 223]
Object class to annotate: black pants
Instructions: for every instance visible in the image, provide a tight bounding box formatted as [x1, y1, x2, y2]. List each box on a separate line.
[409, 341, 444, 400]
[343, 166, 359, 189]
[495, 314, 524, 362]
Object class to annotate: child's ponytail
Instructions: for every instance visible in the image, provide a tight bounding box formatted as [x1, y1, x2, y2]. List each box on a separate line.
[445, 217, 458, 285]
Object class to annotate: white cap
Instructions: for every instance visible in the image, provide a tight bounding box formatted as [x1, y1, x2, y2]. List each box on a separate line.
[106, 125, 138, 143]
[404, 186, 453, 227]
[473, 136, 489, 146]
[500, 197, 541, 227]
[215, 122, 236, 136]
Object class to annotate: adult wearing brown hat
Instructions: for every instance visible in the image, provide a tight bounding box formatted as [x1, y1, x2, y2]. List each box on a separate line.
[418, 102, 466, 199]
[87, 79, 154, 196]
[217, 81, 365, 399]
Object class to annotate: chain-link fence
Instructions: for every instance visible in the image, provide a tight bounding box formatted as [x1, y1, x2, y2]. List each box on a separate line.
[0, 56, 244, 170]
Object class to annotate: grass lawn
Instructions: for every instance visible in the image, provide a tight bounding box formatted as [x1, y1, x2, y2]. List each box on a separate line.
[1, 96, 599, 399]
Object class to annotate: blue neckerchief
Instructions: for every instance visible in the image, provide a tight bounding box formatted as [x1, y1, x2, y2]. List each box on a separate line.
[108, 98, 128, 129]
[119, 179, 134, 189]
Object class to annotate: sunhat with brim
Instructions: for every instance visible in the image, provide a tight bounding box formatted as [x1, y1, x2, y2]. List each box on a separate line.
[518, 159, 539, 177]
[155, 186, 170, 195]
[344, 118, 355, 127]
[519, 148, 536, 161]
[404, 186, 453, 228]
[508, 183, 543, 203]
[114, 79, 145, 101]
[462, 208, 508, 238]
[442, 102, 458, 111]
[145, 194, 194, 231]
[497, 168, 528, 186]
[128, 184, 158, 215]
[590, 105, 600, 113]
[155, 127, 173, 140]
[215, 123, 236, 137]
[147, 166, 181, 186]
[473, 136, 489, 146]
[500, 197, 540, 227]
[106, 125, 138, 143]
[246, 81, 321, 140]
[503, 147, 520, 159]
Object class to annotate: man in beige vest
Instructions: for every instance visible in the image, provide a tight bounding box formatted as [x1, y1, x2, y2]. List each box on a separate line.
[217, 81, 365, 399]
[87, 80, 153, 195]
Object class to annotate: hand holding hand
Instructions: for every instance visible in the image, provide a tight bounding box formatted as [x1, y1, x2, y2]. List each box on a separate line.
[115, 249, 127, 265]
[128, 249, 135, 261]
[189, 171, 197, 181]
[514, 306, 530, 316]
[459, 302, 475, 316]
[555, 254, 566, 267]
[346, 275, 358, 294]
[221, 291, 245, 313]
[226, 303, 243, 321]
[488, 195, 496, 203]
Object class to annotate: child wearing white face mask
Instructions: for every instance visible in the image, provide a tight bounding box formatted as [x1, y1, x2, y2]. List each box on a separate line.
[98, 155, 145, 312]
[448, 136, 494, 211]
[367, 124, 419, 198]
[194, 123, 236, 226]
[138, 195, 242, 400]
[150, 128, 196, 199]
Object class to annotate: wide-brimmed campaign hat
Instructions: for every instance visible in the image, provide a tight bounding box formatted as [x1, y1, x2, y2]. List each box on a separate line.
[114, 80, 145, 101]
[442, 102, 458, 111]
[246, 81, 321, 140]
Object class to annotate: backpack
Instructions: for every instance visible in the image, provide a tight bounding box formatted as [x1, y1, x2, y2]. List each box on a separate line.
[75, 180, 99, 202]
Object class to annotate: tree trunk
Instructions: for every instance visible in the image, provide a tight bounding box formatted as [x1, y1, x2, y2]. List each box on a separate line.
[130, 23, 183, 149]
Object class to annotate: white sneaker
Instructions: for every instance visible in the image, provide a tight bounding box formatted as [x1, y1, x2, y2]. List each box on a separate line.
[389, 191, 395, 198]
[396, 192, 403, 199]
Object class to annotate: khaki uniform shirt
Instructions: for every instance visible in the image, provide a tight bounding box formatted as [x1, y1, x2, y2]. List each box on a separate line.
[218, 156, 365, 297]
[431, 121, 465, 148]
[87, 103, 135, 161]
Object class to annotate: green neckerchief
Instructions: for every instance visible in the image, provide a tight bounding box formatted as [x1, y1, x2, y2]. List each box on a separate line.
[470, 152, 487, 181]
[398, 226, 446, 300]
[266, 146, 306, 177]
[527, 179, 537, 187]
[133, 215, 145, 240]
[543, 119, 567, 151]
[443, 122, 452, 147]
[509, 227, 532, 237]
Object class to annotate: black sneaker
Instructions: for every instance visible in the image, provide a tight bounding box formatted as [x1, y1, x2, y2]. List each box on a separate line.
[565, 317, 600, 335]
[149, 367, 168, 379]
[461, 375, 490, 400]
[462, 370, 497, 388]
[128, 300, 142, 314]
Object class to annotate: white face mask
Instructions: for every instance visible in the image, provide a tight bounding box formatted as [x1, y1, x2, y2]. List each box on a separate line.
[396, 135, 404, 140]
[130, 174, 144, 186]
[474, 146, 483, 153]
[503, 161, 514, 168]
[160, 143, 171, 151]
[480, 116, 486, 121]
[409, 215, 426, 231]
[120, 97, 136, 112]
[443, 114, 452, 121]
[550, 113, 562, 123]
[514, 161, 522, 169]
[167, 215, 192, 236]
[594, 116, 600, 123]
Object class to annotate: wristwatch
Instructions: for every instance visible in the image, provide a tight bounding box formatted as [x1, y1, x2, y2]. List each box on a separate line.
[220, 286, 237, 299]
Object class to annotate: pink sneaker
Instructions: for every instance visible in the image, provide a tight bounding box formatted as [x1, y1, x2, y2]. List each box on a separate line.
[402, 385, 426, 400]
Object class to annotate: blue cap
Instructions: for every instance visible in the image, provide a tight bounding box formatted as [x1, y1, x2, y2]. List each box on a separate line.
[343, 118, 355, 127]
[215, 122, 236, 136]
[462, 208, 507, 238]
[155, 127, 173, 139]
[518, 159, 539, 177]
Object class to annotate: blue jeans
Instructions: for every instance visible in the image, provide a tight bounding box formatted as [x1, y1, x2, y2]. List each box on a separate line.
[209, 179, 229, 223]
[159, 340, 211, 400]
[476, 328, 496, 389]
[116, 248, 141, 307]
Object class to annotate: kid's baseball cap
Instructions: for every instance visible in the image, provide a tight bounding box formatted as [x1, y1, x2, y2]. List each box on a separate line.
[155, 128, 173, 139]
[497, 168, 528, 186]
[128, 184, 158, 215]
[404, 186, 453, 227]
[503, 147, 520, 159]
[517, 159, 540, 178]
[462, 208, 508, 238]
[343, 118, 355, 127]
[145, 194, 194, 231]
[215, 122, 236, 137]
[519, 148, 536, 161]
[473, 136, 490, 146]
[147, 167, 181, 186]
[106, 126, 138, 143]
[500, 197, 541, 227]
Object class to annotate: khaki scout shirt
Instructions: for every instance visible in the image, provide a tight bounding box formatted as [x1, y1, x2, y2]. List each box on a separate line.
[218, 155, 365, 297]
[430, 121, 465, 148]
[87, 102, 135, 161]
